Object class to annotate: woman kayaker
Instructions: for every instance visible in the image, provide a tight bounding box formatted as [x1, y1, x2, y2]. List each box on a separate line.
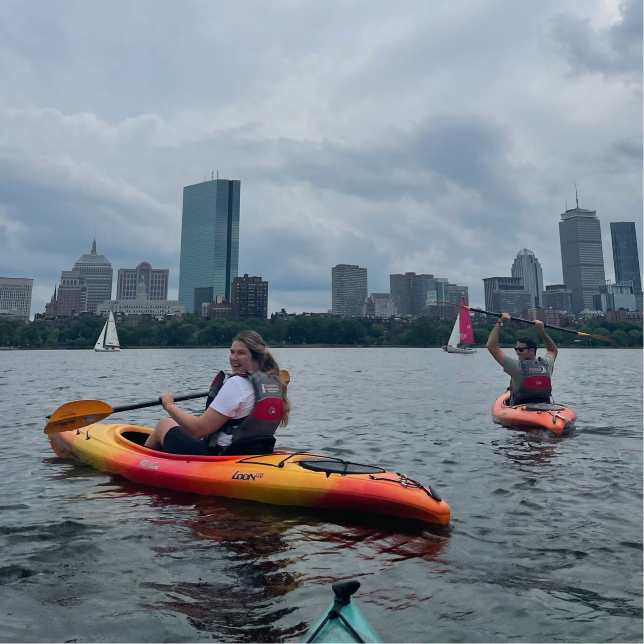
[144, 330, 290, 455]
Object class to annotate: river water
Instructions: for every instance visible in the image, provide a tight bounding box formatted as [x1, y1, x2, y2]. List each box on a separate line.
[0, 348, 641, 643]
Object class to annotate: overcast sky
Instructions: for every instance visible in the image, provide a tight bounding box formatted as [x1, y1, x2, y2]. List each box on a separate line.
[1, 0, 641, 317]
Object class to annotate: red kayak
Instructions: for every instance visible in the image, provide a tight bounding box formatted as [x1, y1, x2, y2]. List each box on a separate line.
[491, 392, 577, 436]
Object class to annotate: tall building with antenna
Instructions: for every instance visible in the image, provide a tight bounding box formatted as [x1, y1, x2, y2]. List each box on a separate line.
[73, 239, 113, 314]
[558, 190, 605, 313]
[178, 178, 240, 314]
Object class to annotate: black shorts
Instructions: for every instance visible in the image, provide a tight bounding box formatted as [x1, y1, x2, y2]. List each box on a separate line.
[163, 426, 223, 456]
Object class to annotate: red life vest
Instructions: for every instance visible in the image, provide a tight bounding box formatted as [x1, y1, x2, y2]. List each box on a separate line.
[511, 358, 552, 405]
[206, 371, 284, 447]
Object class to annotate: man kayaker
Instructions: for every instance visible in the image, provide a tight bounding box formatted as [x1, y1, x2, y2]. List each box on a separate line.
[487, 313, 558, 406]
[144, 330, 291, 455]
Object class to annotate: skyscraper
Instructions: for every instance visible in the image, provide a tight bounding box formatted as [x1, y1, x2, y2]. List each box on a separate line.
[117, 262, 169, 300]
[482, 277, 524, 312]
[178, 178, 240, 314]
[511, 249, 544, 308]
[73, 240, 113, 314]
[559, 200, 605, 313]
[332, 264, 368, 317]
[610, 222, 642, 310]
[390, 273, 433, 316]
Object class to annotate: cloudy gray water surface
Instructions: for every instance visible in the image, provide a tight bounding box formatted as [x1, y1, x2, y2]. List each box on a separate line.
[0, 348, 642, 643]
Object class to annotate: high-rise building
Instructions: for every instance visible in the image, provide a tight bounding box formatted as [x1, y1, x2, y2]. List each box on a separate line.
[56, 270, 87, 318]
[448, 284, 469, 306]
[333, 265, 368, 317]
[511, 249, 543, 308]
[231, 274, 268, 319]
[178, 178, 240, 314]
[73, 239, 113, 314]
[482, 277, 524, 312]
[610, 222, 642, 310]
[542, 285, 573, 312]
[559, 200, 606, 313]
[389, 272, 433, 316]
[0, 277, 33, 321]
[117, 263, 169, 300]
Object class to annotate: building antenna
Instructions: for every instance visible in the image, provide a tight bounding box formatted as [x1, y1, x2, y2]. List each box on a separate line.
[565, 201, 567, 211]
[575, 183, 579, 209]
[217, 170, 219, 179]
[211, 170, 214, 181]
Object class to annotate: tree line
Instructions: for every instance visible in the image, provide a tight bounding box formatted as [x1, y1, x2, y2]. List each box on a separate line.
[1, 314, 642, 349]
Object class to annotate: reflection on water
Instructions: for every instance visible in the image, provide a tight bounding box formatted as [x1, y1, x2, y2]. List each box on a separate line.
[0, 348, 641, 642]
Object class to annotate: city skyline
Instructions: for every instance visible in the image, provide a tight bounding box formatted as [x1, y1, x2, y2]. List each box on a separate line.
[0, 1, 640, 318]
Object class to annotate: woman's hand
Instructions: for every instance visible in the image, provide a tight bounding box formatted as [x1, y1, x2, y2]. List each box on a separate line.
[159, 393, 175, 411]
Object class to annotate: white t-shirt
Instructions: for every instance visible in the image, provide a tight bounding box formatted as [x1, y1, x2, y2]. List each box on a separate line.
[208, 377, 255, 447]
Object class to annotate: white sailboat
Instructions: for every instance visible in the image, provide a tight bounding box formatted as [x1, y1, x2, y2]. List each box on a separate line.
[442, 298, 476, 354]
[94, 311, 121, 352]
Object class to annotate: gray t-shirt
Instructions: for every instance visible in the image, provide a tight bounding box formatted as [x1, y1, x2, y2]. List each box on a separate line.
[503, 354, 555, 394]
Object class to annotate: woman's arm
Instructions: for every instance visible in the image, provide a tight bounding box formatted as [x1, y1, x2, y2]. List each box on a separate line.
[160, 393, 230, 439]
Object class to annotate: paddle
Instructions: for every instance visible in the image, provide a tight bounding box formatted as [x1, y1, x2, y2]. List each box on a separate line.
[435, 301, 612, 343]
[44, 369, 292, 435]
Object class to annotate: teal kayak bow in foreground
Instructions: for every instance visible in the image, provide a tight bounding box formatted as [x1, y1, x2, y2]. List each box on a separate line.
[304, 580, 382, 643]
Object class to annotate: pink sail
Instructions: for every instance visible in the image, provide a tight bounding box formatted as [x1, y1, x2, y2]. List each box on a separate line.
[459, 297, 474, 344]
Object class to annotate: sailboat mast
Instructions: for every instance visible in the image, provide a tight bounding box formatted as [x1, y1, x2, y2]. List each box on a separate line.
[102, 316, 109, 349]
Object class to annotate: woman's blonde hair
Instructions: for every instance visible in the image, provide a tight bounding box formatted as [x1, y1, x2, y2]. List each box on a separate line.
[232, 330, 291, 427]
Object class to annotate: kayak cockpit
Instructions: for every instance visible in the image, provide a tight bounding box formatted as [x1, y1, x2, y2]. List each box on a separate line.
[113, 426, 287, 461]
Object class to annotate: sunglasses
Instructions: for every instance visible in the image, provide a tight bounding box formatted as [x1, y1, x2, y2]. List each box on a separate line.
[514, 347, 530, 353]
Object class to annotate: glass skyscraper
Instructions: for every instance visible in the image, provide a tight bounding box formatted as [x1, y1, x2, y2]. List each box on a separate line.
[332, 264, 368, 317]
[511, 249, 544, 308]
[610, 222, 642, 289]
[559, 204, 605, 313]
[178, 179, 240, 315]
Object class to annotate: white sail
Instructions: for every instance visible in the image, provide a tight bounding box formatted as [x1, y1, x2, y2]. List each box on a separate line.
[447, 312, 460, 347]
[104, 312, 120, 348]
[94, 320, 108, 351]
[94, 312, 121, 351]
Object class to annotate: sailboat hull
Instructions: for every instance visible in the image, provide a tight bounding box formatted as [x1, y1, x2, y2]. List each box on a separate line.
[442, 345, 476, 353]
[94, 347, 121, 352]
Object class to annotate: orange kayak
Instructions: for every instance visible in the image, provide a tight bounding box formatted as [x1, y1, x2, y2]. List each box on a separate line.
[491, 392, 577, 437]
[49, 424, 450, 525]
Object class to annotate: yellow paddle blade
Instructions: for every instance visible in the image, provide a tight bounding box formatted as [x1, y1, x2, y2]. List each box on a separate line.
[44, 399, 114, 434]
[577, 332, 611, 343]
[280, 369, 291, 385]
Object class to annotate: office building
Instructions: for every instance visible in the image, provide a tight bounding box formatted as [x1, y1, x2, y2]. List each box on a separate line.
[593, 280, 636, 313]
[55, 271, 88, 318]
[333, 265, 368, 317]
[542, 285, 573, 313]
[491, 289, 532, 318]
[559, 200, 606, 313]
[117, 263, 169, 300]
[97, 278, 184, 317]
[390, 272, 433, 316]
[511, 249, 544, 308]
[610, 222, 642, 310]
[483, 277, 524, 312]
[231, 274, 268, 319]
[364, 293, 396, 318]
[73, 239, 113, 314]
[178, 178, 240, 314]
[0, 277, 33, 321]
[449, 284, 469, 306]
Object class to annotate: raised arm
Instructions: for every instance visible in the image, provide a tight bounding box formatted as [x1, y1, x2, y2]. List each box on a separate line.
[534, 320, 558, 361]
[487, 312, 510, 366]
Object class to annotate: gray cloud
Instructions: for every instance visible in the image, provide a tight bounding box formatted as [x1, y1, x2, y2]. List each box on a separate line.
[0, 0, 641, 317]
[546, 0, 642, 78]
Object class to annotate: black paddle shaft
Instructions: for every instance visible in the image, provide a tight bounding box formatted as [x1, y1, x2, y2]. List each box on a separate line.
[465, 306, 577, 335]
[112, 391, 209, 414]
